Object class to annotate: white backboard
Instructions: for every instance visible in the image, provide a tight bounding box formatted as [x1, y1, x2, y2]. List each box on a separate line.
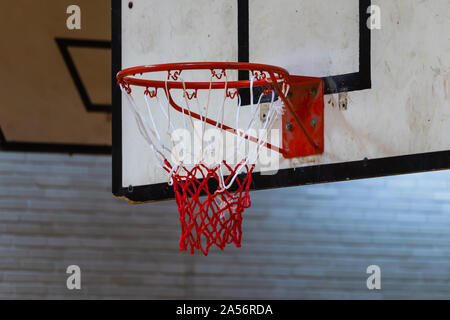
[112, 0, 450, 202]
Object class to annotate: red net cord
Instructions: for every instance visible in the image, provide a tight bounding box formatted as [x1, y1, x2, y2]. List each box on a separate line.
[167, 160, 255, 256]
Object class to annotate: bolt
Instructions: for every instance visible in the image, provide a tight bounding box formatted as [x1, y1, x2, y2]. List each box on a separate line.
[128, 1, 133, 9]
[310, 87, 317, 96]
[310, 119, 317, 128]
[285, 123, 293, 131]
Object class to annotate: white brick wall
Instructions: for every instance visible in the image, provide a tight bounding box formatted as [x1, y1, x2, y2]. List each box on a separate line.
[0, 151, 449, 299]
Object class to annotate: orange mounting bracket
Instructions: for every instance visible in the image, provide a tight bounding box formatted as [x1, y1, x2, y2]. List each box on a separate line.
[282, 76, 324, 158]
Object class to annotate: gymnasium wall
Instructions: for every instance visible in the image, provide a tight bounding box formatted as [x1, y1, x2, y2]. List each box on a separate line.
[0, 151, 449, 299]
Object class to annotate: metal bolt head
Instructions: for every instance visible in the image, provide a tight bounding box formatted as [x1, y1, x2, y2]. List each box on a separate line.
[285, 122, 293, 131]
[310, 87, 317, 96]
[310, 119, 317, 128]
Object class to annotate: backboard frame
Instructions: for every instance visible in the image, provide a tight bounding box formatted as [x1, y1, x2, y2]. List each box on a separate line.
[111, 0, 450, 202]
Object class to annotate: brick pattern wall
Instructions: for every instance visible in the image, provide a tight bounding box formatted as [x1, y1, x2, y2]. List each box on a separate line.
[0, 151, 449, 299]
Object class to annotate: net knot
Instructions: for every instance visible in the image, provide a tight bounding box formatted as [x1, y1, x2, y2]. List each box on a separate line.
[226, 89, 239, 99]
[168, 70, 182, 81]
[183, 89, 198, 100]
[211, 69, 227, 80]
[118, 80, 132, 94]
[144, 87, 158, 98]
[251, 70, 268, 81]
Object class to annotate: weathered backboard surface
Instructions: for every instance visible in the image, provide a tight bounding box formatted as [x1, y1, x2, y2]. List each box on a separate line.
[112, 0, 450, 202]
[0, 0, 111, 153]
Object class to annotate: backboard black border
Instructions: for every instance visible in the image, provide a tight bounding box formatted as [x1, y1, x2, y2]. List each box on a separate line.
[238, 0, 372, 105]
[111, 0, 450, 202]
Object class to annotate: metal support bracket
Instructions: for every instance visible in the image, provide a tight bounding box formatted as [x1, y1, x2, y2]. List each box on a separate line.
[282, 76, 324, 158]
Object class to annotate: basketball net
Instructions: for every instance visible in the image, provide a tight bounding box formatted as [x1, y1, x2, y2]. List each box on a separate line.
[119, 68, 288, 255]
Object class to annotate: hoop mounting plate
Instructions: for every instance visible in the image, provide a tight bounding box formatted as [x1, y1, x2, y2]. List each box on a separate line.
[282, 76, 324, 158]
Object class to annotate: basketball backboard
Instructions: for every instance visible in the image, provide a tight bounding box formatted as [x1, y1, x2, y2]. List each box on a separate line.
[0, 0, 111, 153]
[112, 0, 450, 203]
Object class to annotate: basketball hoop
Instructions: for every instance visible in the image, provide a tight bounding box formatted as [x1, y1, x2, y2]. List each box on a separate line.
[117, 62, 323, 255]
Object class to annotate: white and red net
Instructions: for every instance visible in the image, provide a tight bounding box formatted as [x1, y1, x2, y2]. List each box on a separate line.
[118, 64, 288, 255]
